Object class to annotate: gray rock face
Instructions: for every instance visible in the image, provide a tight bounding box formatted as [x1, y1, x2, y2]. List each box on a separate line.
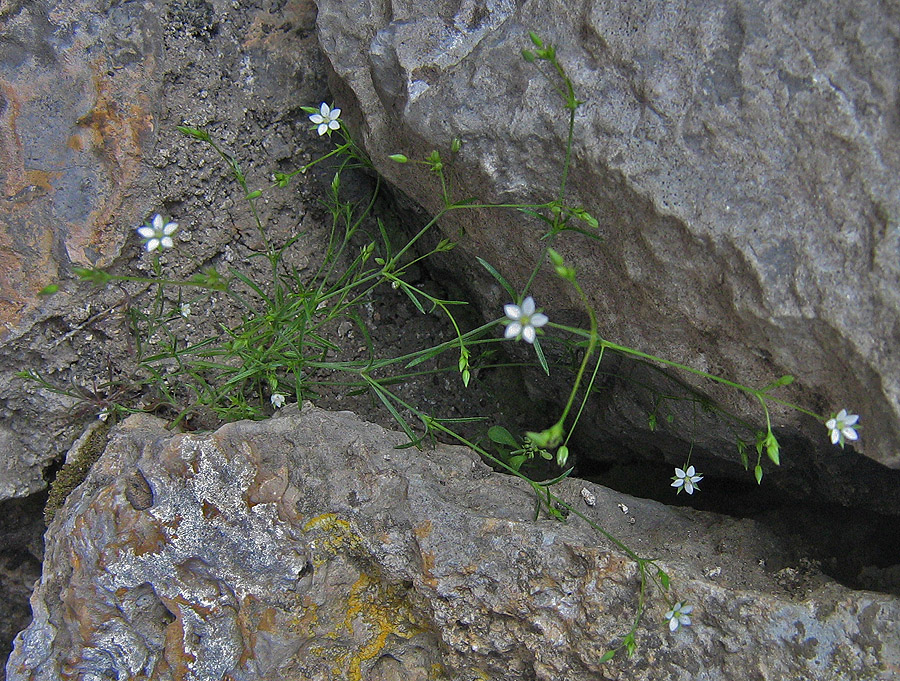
[315, 0, 900, 468]
[7, 407, 900, 680]
[0, 0, 326, 501]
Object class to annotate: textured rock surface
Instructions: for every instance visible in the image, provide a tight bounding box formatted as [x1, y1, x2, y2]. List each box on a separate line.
[315, 0, 900, 468]
[0, 0, 159, 335]
[0, 0, 327, 501]
[8, 407, 900, 680]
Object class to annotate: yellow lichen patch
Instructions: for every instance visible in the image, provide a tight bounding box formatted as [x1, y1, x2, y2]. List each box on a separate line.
[303, 513, 351, 533]
[337, 572, 422, 681]
[302, 513, 363, 567]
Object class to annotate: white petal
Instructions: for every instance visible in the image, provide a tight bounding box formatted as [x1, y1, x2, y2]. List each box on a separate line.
[825, 418, 837, 430]
[680, 605, 693, 615]
[163, 222, 178, 235]
[504, 304, 522, 320]
[522, 325, 536, 343]
[830, 429, 840, 444]
[530, 312, 549, 328]
[836, 408, 848, 420]
[160, 236, 174, 249]
[521, 296, 536, 315]
[317, 123, 329, 136]
[137, 226, 155, 239]
[671, 479, 684, 488]
[330, 107, 341, 119]
[674, 467, 686, 478]
[145, 238, 160, 252]
[843, 427, 858, 441]
[685, 466, 695, 476]
[679, 616, 692, 627]
[310, 114, 325, 124]
[319, 102, 330, 116]
[843, 413, 859, 426]
[669, 617, 679, 631]
[504, 322, 522, 339]
[328, 119, 340, 130]
[684, 480, 694, 494]
[152, 214, 164, 230]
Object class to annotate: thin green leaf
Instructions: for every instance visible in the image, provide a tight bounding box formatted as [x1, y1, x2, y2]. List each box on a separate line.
[401, 284, 426, 314]
[368, 382, 419, 445]
[229, 268, 272, 306]
[533, 337, 550, 376]
[537, 467, 574, 486]
[475, 257, 516, 301]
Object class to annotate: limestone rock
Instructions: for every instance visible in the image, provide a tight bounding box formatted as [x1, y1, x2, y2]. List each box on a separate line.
[315, 0, 900, 468]
[7, 407, 899, 680]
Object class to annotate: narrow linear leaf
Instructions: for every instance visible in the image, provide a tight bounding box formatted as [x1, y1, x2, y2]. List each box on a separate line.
[533, 337, 550, 376]
[475, 257, 516, 301]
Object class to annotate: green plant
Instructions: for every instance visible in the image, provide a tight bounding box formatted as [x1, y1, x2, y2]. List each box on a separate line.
[23, 30, 861, 662]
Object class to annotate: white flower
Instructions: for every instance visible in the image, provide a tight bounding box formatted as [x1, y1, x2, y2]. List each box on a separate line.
[137, 214, 178, 252]
[503, 296, 549, 344]
[671, 465, 703, 495]
[826, 409, 859, 447]
[270, 393, 286, 409]
[665, 602, 693, 631]
[310, 102, 341, 136]
[180, 303, 191, 318]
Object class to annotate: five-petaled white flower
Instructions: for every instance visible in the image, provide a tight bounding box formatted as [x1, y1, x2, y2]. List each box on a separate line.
[826, 409, 859, 447]
[270, 393, 286, 409]
[665, 602, 693, 631]
[310, 103, 341, 136]
[671, 465, 703, 495]
[137, 214, 178, 252]
[503, 296, 548, 344]
[180, 303, 191, 318]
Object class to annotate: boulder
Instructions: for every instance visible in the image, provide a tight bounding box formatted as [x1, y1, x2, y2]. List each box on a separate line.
[7, 406, 900, 680]
[314, 0, 900, 468]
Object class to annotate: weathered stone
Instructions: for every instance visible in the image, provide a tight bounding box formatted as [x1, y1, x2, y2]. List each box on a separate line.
[0, 0, 328, 502]
[7, 407, 900, 680]
[0, 0, 160, 335]
[315, 0, 900, 469]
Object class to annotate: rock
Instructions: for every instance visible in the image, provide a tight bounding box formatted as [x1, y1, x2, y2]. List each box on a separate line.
[0, 493, 44, 681]
[7, 406, 900, 680]
[0, 0, 327, 501]
[314, 0, 900, 469]
[0, 0, 160, 334]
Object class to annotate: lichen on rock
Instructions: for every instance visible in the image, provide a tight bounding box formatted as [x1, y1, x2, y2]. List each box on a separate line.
[7, 407, 900, 680]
